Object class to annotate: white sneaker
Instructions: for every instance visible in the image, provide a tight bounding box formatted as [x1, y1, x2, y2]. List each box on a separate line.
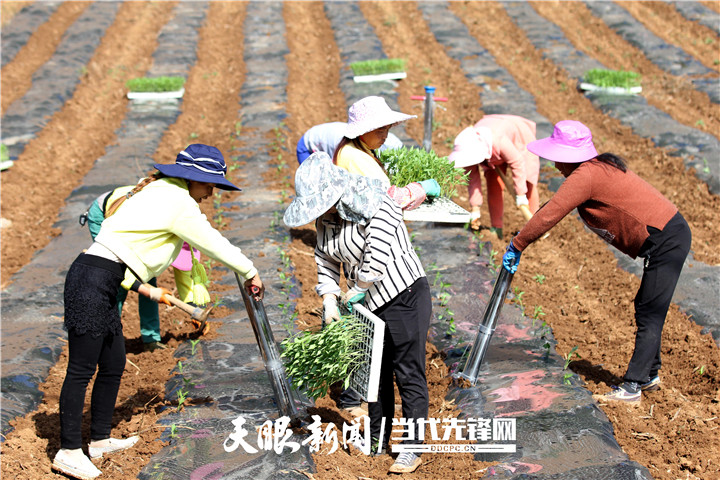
[388, 451, 422, 473]
[341, 405, 368, 418]
[88, 436, 139, 459]
[52, 449, 102, 480]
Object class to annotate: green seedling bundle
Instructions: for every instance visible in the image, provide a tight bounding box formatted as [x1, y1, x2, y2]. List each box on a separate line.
[350, 58, 406, 76]
[379, 146, 469, 198]
[280, 315, 365, 400]
[125, 76, 185, 93]
[583, 68, 641, 90]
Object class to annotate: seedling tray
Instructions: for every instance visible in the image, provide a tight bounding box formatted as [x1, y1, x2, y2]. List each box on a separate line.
[347, 304, 385, 403]
[579, 83, 641, 95]
[403, 196, 471, 223]
[127, 88, 185, 101]
[353, 71, 407, 83]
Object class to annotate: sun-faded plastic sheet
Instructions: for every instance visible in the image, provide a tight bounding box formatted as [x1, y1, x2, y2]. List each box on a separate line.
[1, 2, 120, 162]
[136, 3, 312, 478]
[411, 224, 652, 479]
[496, 0, 720, 346]
[0, 2, 715, 479]
[1, 2, 60, 67]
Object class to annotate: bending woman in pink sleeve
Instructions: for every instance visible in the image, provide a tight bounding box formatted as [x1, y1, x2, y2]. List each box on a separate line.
[449, 114, 540, 237]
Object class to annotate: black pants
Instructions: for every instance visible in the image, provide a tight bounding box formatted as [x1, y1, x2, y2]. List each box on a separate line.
[59, 255, 127, 449]
[59, 329, 126, 448]
[369, 277, 431, 446]
[337, 386, 362, 408]
[624, 212, 691, 384]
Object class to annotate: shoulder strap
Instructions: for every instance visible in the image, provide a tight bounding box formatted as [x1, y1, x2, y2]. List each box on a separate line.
[104, 176, 158, 218]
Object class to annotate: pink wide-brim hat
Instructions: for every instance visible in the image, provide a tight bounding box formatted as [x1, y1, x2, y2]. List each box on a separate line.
[345, 96, 416, 140]
[526, 120, 598, 163]
[449, 125, 492, 169]
[171, 241, 201, 271]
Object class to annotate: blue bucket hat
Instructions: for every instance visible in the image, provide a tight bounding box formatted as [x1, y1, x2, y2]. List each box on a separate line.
[154, 144, 241, 191]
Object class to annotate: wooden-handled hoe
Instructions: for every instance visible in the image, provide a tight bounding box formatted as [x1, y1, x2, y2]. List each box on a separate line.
[164, 295, 213, 334]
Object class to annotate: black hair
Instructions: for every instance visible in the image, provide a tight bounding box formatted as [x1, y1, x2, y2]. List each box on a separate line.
[332, 136, 352, 165]
[595, 152, 627, 172]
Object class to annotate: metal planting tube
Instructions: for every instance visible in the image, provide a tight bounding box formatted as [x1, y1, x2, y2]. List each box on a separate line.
[455, 266, 515, 385]
[422, 85, 436, 151]
[236, 273, 306, 420]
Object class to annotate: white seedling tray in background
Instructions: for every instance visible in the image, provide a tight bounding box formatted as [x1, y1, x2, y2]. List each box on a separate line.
[579, 83, 642, 95]
[127, 88, 185, 101]
[347, 304, 385, 403]
[353, 72, 407, 83]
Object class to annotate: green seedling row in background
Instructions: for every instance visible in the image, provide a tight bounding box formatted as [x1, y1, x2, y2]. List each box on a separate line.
[350, 58, 406, 76]
[126, 76, 185, 92]
[583, 68, 641, 89]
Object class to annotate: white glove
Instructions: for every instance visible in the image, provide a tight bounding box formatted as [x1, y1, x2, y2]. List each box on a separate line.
[469, 209, 481, 221]
[515, 194, 529, 207]
[149, 286, 172, 305]
[322, 296, 341, 324]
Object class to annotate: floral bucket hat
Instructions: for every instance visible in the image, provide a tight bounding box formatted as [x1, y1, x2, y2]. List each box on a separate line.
[283, 152, 386, 227]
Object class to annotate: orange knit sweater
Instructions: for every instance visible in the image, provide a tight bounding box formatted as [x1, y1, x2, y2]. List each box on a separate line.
[513, 160, 677, 258]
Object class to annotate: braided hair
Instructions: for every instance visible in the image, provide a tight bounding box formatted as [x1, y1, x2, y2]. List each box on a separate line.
[105, 172, 165, 217]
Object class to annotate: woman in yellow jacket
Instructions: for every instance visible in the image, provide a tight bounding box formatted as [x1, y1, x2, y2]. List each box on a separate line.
[330, 96, 440, 415]
[333, 96, 441, 210]
[52, 144, 264, 480]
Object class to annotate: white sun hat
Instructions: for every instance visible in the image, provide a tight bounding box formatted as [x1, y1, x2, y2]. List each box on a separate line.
[448, 125, 493, 169]
[344, 96, 416, 140]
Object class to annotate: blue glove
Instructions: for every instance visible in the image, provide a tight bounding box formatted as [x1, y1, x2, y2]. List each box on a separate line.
[341, 285, 368, 312]
[502, 240, 522, 274]
[418, 179, 441, 198]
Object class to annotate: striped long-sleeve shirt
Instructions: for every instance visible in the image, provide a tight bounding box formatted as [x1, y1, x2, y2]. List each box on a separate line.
[314, 196, 426, 311]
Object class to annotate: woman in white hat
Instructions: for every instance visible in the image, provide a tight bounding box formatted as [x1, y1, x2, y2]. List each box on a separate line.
[284, 153, 430, 474]
[296, 121, 403, 165]
[502, 120, 691, 405]
[333, 95, 441, 210]
[449, 114, 540, 236]
[53, 144, 264, 480]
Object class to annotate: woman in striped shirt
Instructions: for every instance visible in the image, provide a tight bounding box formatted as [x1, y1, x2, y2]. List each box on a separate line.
[284, 152, 430, 474]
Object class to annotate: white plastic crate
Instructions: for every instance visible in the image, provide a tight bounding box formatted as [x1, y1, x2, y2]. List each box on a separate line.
[347, 304, 385, 403]
[403, 196, 471, 223]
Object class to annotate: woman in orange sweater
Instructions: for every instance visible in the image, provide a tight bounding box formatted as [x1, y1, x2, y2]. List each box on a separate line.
[502, 120, 691, 404]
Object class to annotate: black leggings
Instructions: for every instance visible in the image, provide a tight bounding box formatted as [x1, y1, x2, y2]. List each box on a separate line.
[624, 211, 692, 384]
[369, 277, 431, 447]
[59, 254, 127, 449]
[59, 329, 126, 448]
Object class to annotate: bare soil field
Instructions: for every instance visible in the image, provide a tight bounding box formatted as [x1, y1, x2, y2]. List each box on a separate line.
[1, 2, 718, 479]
